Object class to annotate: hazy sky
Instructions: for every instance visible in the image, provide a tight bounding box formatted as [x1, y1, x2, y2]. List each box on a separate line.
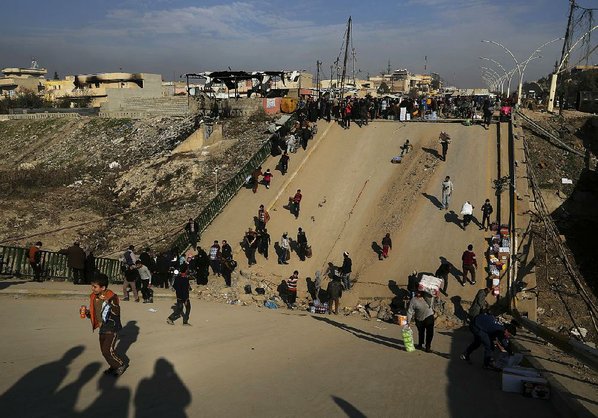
[1, 0, 595, 88]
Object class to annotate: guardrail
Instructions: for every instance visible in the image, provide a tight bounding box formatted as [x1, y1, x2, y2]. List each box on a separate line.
[0, 245, 122, 282]
[170, 113, 297, 253]
[509, 112, 598, 371]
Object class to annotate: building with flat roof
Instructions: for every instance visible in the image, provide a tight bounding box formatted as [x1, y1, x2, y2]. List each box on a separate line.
[0, 61, 47, 97]
[71, 72, 163, 108]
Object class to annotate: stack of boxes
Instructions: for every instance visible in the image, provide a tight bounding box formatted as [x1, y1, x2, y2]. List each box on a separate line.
[488, 224, 511, 296]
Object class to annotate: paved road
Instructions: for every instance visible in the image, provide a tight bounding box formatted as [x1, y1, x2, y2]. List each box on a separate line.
[0, 297, 557, 418]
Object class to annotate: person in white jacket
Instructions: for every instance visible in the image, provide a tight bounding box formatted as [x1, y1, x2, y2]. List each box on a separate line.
[460, 201, 474, 229]
[278, 233, 290, 265]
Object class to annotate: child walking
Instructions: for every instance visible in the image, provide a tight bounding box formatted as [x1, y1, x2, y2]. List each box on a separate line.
[85, 274, 127, 376]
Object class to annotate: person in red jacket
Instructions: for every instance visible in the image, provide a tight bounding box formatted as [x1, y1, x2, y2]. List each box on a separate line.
[28, 241, 43, 282]
[291, 189, 302, 219]
[461, 244, 478, 285]
[85, 274, 126, 376]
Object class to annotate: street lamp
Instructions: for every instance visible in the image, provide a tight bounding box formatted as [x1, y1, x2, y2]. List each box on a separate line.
[479, 57, 515, 96]
[481, 71, 499, 91]
[480, 66, 504, 94]
[481, 75, 497, 92]
[483, 37, 563, 106]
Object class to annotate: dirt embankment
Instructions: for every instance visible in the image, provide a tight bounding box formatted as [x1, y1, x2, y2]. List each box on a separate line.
[0, 113, 275, 256]
[522, 110, 598, 342]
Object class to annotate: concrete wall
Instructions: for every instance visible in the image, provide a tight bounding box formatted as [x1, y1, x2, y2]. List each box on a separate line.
[0, 113, 80, 121]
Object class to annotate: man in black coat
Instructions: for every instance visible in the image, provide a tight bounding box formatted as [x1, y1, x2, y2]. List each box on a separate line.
[59, 242, 86, 285]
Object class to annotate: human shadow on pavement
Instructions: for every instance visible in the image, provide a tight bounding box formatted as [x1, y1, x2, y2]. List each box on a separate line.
[388, 279, 401, 296]
[312, 316, 405, 350]
[134, 358, 191, 418]
[332, 396, 367, 418]
[52, 362, 101, 415]
[422, 192, 443, 209]
[116, 320, 140, 366]
[450, 296, 469, 321]
[371, 242, 383, 259]
[0, 345, 85, 416]
[421, 147, 442, 160]
[80, 373, 131, 418]
[444, 210, 462, 229]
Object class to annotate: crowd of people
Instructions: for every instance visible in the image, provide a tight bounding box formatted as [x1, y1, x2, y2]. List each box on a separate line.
[285, 93, 502, 129]
[35, 94, 516, 378]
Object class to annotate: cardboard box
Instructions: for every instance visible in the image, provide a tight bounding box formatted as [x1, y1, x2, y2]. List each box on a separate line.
[502, 367, 546, 393]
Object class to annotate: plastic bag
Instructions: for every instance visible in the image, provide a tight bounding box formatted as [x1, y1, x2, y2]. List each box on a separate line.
[402, 326, 416, 352]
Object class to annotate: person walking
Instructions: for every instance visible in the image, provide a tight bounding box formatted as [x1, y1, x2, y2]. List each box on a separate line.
[435, 261, 451, 294]
[291, 189, 302, 219]
[461, 244, 478, 285]
[296, 227, 308, 261]
[279, 151, 290, 175]
[122, 263, 140, 302]
[406, 291, 435, 352]
[439, 131, 451, 161]
[251, 166, 263, 193]
[441, 176, 454, 210]
[184, 218, 200, 250]
[482, 98, 493, 130]
[258, 228, 271, 260]
[135, 260, 153, 303]
[262, 169, 273, 189]
[278, 233, 290, 265]
[341, 251, 352, 290]
[286, 271, 299, 309]
[209, 241, 221, 276]
[381, 233, 392, 260]
[257, 204, 270, 232]
[59, 242, 86, 285]
[480, 199, 494, 231]
[167, 268, 191, 326]
[460, 201, 474, 230]
[85, 274, 126, 376]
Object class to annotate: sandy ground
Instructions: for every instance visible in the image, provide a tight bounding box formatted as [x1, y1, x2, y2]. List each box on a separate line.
[198, 119, 499, 308]
[0, 297, 557, 418]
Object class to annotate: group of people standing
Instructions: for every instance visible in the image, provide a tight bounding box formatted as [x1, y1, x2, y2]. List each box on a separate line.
[27, 241, 97, 284]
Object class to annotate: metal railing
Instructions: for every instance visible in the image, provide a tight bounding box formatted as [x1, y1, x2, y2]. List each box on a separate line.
[509, 112, 598, 371]
[169, 113, 298, 253]
[0, 245, 122, 282]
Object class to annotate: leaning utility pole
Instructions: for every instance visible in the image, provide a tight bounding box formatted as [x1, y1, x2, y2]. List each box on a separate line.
[559, 0, 576, 70]
[316, 60, 322, 98]
[340, 16, 352, 97]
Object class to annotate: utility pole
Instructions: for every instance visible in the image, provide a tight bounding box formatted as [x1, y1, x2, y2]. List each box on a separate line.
[351, 48, 356, 85]
[548, 0, 577, 112]
[340, 16, 352, 97]
[316, 60, 322, 98]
